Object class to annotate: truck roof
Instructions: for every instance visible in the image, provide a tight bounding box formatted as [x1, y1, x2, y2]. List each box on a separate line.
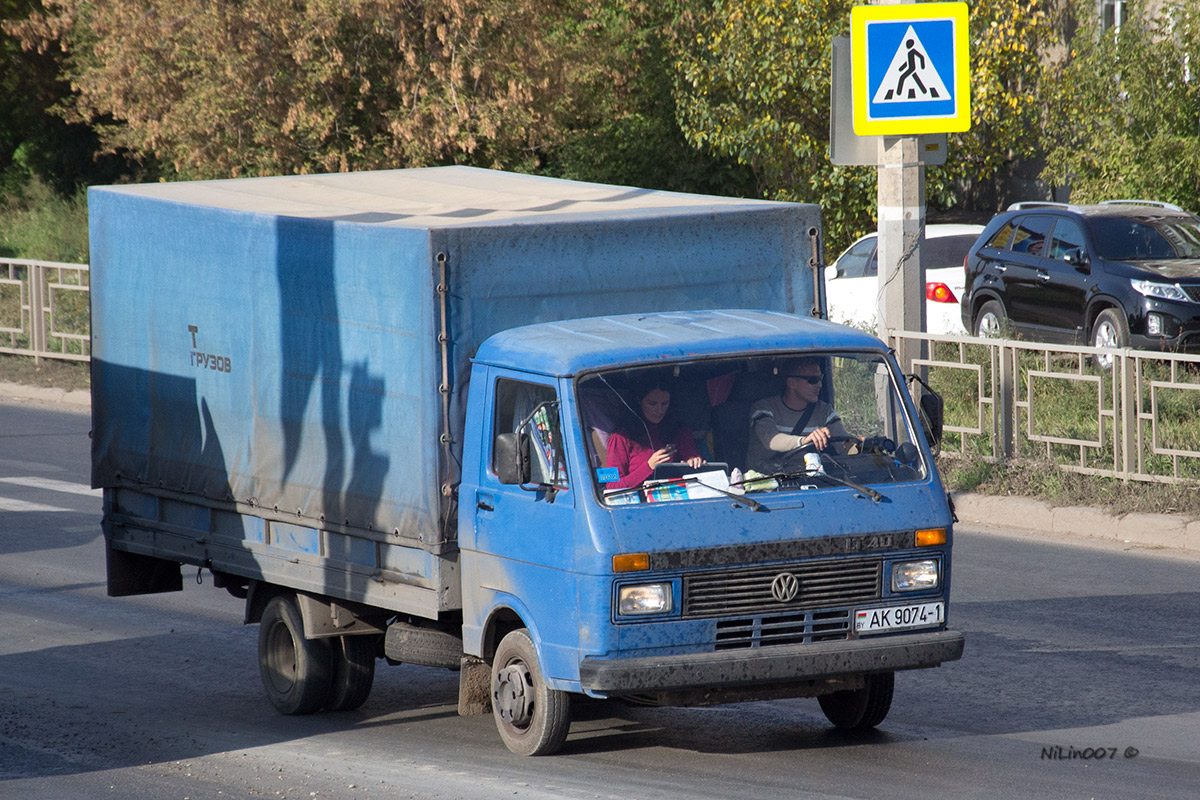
[94, 166, 790, 228]
[473, 310, 887, 375]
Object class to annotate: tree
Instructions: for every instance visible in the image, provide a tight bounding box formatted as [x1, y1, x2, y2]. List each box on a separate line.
[673, 0, 875, 248]
[538, 0, 756, 195]
[1, 0, 133, 194]
[939, 0, 1056, 211]
[1041, 0, 1200, 209]
[671, 0, 1062, 249]
[7, 0, 579, 178]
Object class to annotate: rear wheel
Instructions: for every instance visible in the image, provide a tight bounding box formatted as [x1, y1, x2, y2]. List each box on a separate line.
[818, 671, 895, 730]
[491, 629, 571, 756]
[1091, 308, 1129, 370]
[974, 300, 1005, 338]
[258, 594, 332, 715]
[325, 634, 377, 712]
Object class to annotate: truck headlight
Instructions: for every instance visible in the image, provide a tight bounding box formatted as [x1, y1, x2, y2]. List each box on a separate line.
[892, 560, 939, 592]
[617, 583, 672, 616]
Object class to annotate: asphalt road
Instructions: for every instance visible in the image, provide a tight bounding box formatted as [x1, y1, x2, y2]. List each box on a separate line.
[2, 399, 1199, 800]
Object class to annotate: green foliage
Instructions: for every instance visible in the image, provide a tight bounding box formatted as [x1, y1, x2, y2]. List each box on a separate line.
[0, 176, 89, 261]
[939, 0, 1055, 209]
[1042, 0, 1200, 209]
[538, 0, 756, 194]
[672, 0, 875, 249]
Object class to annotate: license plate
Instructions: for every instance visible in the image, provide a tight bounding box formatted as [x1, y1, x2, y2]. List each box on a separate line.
[855, 602, 944, 634]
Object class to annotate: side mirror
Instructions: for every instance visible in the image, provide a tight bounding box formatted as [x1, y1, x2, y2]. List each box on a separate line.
[825, 264, 841, 281]
[919, 390, 944, 447]
[1065, 247, 1090, 272]
[494, 433, 531, 485]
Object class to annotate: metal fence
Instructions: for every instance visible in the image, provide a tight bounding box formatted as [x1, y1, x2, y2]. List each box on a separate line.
[893, 330, 1200, 486]
[0, 258, 90, 362]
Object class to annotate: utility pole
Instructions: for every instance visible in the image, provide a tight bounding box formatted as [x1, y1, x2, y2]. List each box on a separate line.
[874, 0, 925, 374]
[876, 133, 926, 373]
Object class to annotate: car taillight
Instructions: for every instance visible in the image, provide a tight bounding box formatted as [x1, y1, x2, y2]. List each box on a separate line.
[926, 282, 958, 303]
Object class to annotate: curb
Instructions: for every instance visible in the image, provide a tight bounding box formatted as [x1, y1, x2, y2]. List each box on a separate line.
[0, 381, 91, 409]
[950, 492, 1200, 556]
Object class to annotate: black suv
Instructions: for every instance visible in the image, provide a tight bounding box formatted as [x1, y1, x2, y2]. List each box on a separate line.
[961, 201, 1200, 357]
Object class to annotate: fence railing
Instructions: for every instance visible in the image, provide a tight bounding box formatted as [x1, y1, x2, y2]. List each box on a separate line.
[892, 330, 1200, 486]
[0, 258, 90, 362]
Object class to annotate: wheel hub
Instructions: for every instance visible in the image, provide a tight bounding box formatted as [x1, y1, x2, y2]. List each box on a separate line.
[493, 664, 533, 727]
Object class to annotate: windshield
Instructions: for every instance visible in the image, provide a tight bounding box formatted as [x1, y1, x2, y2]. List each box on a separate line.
[1089, 214, 1200, 260]
[577, 352, 928, 507]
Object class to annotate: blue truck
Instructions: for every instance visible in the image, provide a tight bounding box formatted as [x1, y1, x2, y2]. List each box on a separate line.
[90, 167, 963, 755]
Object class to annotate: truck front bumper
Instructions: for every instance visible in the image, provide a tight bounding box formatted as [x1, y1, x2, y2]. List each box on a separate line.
[578, 629, 964, 694]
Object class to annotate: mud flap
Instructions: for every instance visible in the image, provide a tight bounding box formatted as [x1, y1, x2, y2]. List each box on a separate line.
[106, 545, 183, 596]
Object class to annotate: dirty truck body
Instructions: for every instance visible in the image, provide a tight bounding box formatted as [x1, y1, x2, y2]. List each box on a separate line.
[89, 167, 963, 755]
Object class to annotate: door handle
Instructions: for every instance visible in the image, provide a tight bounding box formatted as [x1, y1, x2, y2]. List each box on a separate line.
[476, 492, 495, 513]
[1038, 271, 1051, 282]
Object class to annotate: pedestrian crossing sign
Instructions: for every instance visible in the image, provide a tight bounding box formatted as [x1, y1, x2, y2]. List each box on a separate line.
[850, 2, 970, 136]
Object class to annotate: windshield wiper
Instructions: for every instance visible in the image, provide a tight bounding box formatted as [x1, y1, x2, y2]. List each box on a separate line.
[742, 468, 886, 503]
[606, 476, 765, 512]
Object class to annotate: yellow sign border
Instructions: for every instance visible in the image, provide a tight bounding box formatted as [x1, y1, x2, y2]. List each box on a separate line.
[850, 2, 971, 136]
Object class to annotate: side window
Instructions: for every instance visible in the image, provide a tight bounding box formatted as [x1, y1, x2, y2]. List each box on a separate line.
[1009, 215, 1055, 257]
[985, 221, 1017, 250]
[492, 378, 568, 487]
[1048, 220, 1086, 262]
[835, 237, 877, 278]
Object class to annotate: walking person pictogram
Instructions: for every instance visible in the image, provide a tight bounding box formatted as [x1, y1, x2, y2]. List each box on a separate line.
[890, 39, 937, 100]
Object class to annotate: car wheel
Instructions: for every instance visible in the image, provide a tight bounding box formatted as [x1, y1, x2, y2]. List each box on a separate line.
[818, 671, 895, 730]
[258, 594, 332, 715]
[974, 300, 1005, 338]
[324, 634, 377, 712]
[1091, 308, 1129, 370]
[491, 629, 571, 756]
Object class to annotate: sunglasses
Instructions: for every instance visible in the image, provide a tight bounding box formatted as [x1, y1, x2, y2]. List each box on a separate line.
[787, 374, 823, 385]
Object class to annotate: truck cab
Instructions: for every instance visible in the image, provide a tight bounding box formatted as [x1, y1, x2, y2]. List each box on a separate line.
[458, 310, 963, 754]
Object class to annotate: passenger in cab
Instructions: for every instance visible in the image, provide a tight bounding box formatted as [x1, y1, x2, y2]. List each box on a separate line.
[746, 358, 853, 473]
[605, 381, 704, 489]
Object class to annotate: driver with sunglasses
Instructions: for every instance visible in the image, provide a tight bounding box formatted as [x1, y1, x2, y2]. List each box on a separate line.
[746, 357, 854, 473]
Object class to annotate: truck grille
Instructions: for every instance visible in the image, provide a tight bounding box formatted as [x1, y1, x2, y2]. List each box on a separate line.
[682, 558, 881, 618]
[1182, 285, 1200, 303]
[715, 609, 852, 650]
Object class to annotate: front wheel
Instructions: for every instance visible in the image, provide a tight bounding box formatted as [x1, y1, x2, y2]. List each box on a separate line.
[258, 594, 332, 715]
[1091, 308, 1129, 370]
[818, 671, 895, 730]
[491, 629, 571, 756]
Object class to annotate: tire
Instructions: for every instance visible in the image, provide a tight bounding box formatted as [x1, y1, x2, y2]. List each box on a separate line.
[974, 300, 1005, 339]
[325, 634, 377, 712]
[1091, 308, 1129, 371]
[491, 629, 571, 756]
[258, 594, 332, 715]
[818, 671, 895, 730]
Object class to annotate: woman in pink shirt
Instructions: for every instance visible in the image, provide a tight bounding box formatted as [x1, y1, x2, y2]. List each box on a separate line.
[605, 382, 704, 489]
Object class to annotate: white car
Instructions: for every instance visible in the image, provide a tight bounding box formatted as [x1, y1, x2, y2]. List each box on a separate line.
[825, 223, 984, 335]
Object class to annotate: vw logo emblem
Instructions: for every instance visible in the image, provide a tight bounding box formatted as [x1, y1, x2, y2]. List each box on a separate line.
[770, 572, 800, 603]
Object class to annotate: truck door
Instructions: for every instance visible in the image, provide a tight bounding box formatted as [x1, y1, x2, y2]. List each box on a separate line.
[466, 373, 577, 666]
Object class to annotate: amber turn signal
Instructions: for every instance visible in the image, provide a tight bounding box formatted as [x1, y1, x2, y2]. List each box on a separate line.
[612, 553, 650, 572]
[915, 528, 947, 547]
